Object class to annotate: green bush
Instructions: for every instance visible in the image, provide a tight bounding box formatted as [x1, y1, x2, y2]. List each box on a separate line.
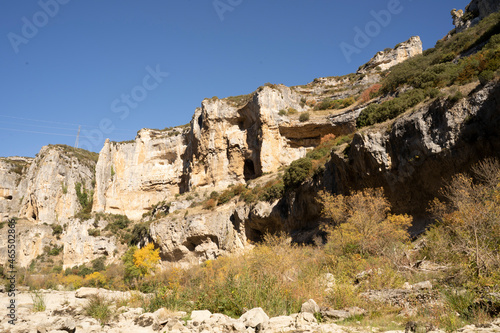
[88, 228, 100, 237]
[479, 70, 495, 85]
[357, 88, 430, 128]
[129, 222, 151, 246]
[31, 291, 46, 312]
[258, 180, 284, 202]
[91, 256, 106, 272]
[283, 158, 312, 189]
[299, 112, 310, 122]
[51, 224, 63, 236]
[278, 109, 287, 116]
[448, 90, 464, 104]
[85, 294, 113, 325]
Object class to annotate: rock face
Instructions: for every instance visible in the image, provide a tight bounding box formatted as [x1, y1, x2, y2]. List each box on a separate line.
[328, 81, 500, 228]
[357, 36, 423, 74]
[62, 218, 119, 269]
[0, 146, 97, 224]
[18, 145, 97, 224]
[93, 129, 189, 220]
[466, 0, 500, 18]
[93, 85, 347, 220]
[0, 157, 31, 221]
[150, 203, 249, 263]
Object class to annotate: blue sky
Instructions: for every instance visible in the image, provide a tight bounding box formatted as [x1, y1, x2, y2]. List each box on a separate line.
[0, 0, 471, 157]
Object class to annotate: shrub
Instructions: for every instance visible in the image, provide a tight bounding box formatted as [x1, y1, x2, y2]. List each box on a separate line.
[283, 158, 312, 189]
[84, 272, 107, 287]
[102, 214, 131, 233]
[85, 294, 113, 325]
[258, 180, 284, 202]
[287, 107, 298, 115]
[204, 198, 217, 210]
[299, 112, 310, 122]
[51, 224, 63, 236]
[357, 88, 429, 128]
[133, 243, 160, 277]
[318, 188, 411, 256]
[479, 70, 495, 85]
[448, 90, 464, 104]
[278, 109, 287, 116]
[88, 228, 100, 237]
[61, 182, 68, 194]
[128, 222, 151, 246]
[425, 159, 500, 287]
[91, 256, 106, 272]
[31, 291, 46, 312]
[359, 84, 382, 103]
[75, 182, 93, 218]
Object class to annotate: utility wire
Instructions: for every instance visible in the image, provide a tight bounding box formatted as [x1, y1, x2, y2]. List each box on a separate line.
[0, 114, 137, 133]
[0, 120, 80, 132]
[0, 127, 97, 138]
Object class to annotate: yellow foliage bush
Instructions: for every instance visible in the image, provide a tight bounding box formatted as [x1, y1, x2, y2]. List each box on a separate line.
[61, 274, 84, 290]
[319, 188, 411, 256]
[133, 243, 160, 277]
[84, 271, 107, 287]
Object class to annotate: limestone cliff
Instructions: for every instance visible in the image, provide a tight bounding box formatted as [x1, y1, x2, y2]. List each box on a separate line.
[93, 85, 349, 220]
[328, 81, 500, 223]
[0, 157, 31, 221]
[18, 145, 98, 223]
[357, 36, 423, 74]
[466, 0, 500, 19]
[93, 128, 188, 220]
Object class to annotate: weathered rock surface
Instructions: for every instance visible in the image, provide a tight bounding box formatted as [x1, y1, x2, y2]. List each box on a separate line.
[327, 81, 500, 227]
[0, 157, 31, 221]
[150, 203, 249, 263]
[93, 129, 188, 220]
[357, 36, 423, 74]
[466, 0, 500, 19]
[17, 145, 97, 224]
[62, 218, 119, 269]
[93, 85, 351, 221]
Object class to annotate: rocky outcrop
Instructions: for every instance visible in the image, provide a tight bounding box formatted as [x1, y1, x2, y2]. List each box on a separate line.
[327, 81, 500, 229]
[186, 86, 307, 190]
[93, 85, 349, 220]
[0, 220, 53, 267]
[466, 0, 500, 19]
[62, 217, 119, 269]
[357, 36, 423, 74]
[0, 157, 31, 221]
[150, 203, 249, 264]
[93, 128, 189, 220]
[16, 145, 98, 224]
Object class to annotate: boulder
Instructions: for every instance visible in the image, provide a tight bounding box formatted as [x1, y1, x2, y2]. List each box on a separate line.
[240, 307, 269, 328]
[301, 299, 320, 314]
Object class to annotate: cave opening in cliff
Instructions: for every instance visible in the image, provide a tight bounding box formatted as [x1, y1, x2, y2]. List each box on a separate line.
[244, 159, 256, 181]
[197, 114, 203, 129]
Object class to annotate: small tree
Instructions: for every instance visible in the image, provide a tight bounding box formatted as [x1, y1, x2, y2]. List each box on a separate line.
[133, 243, 160, 277]
[283, 158, 312, 189]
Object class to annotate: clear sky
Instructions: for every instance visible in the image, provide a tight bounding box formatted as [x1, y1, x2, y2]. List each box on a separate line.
[0, 0, 471, 157]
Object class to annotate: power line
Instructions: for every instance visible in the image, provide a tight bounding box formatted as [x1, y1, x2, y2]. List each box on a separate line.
[0, 127, 98, 138]
[0, 120, 79, 131]
[0, 114, 137, 133]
